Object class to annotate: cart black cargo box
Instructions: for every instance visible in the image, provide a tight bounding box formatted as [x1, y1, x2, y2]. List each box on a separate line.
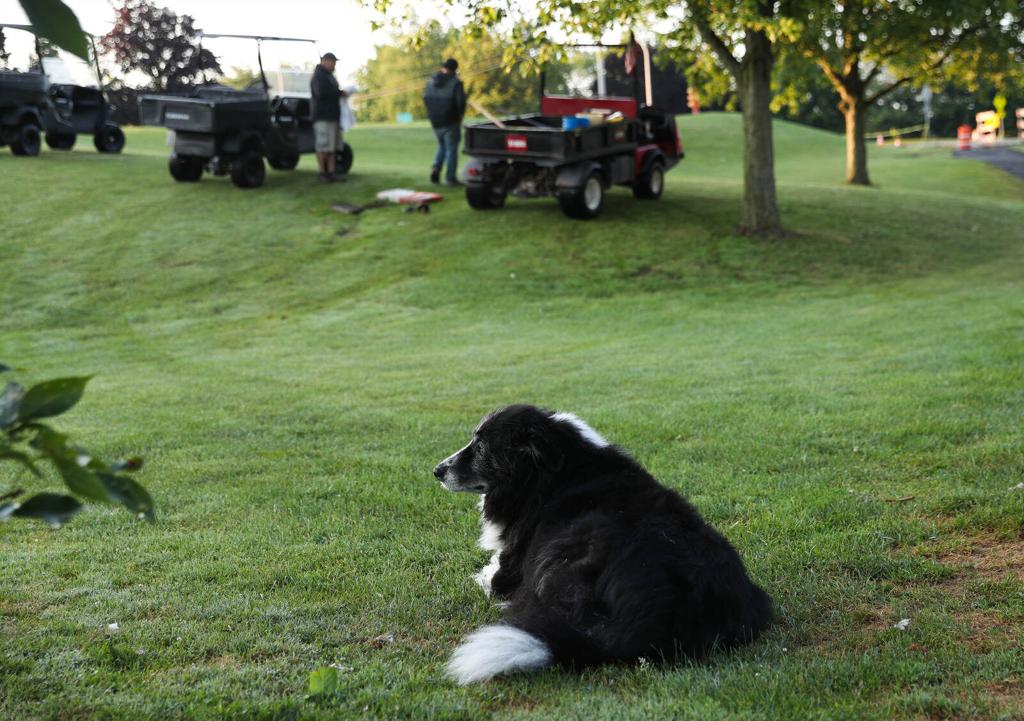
[463, 113, 638, 167]
[139, 89, 270, 135]
[0, 70, 48, 111]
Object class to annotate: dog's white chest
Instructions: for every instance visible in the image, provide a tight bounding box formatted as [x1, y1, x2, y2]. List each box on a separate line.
[473, 499, 505, 599]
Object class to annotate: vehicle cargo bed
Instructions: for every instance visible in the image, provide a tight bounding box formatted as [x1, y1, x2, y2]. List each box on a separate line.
[464, 113, 638, 165]
[139, 90, 269, 134]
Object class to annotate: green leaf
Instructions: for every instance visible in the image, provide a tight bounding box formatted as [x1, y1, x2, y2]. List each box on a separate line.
[18, 0, 90, 60]
[18, 376, 91, 422]
[97, 472, 155, 521]
[0, 447, 42, 477]
[0, 363, 11, 372]
[0, 382, 25, 428]
[10, 492, 82, 526]
[51, 454, 110, 503]
[308, 667, 339, 695]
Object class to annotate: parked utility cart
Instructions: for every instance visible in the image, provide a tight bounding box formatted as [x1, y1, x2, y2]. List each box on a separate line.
[0, 24, 124, 154]
[139, 34, 353, 189]
[0, 68, 63, 155]
[463, 41, 682, 219]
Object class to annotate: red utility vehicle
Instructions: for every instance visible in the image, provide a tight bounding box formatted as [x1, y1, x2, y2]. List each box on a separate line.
[462, 42, 683, 219]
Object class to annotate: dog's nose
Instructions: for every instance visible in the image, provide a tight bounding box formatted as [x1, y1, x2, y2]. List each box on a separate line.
[433, 463, 446, 480]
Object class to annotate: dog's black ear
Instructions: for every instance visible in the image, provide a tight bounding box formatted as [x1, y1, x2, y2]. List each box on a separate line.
[518, 424, 564, 473]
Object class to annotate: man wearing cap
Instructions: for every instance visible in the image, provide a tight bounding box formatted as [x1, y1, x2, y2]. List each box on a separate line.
[311, 52, 346, 183]
[423, 58, 467, 186]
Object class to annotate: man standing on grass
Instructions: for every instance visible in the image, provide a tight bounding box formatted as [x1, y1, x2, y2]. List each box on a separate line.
[311, 52, 347, 183]
[423, 57, 467, 186]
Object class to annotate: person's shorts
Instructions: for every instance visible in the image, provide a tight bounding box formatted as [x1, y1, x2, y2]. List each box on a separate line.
[314, 121, 342, 153]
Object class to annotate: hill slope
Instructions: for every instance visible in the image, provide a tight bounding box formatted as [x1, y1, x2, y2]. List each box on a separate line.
[1, 114, 1023, 721]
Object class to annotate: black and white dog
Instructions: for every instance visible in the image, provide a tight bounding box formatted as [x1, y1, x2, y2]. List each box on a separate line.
[433, 404, 773, 684]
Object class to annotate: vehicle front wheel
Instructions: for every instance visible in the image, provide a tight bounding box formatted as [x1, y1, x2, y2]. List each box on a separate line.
[466, 182, 506, 210]
[230, 152, 266, 189]
[94, 124, 126, 154]
[558, 171, 604, 220]
[11, 123, 41, 156]
[633, 161, 664, 199]
[335, 143, 354, 175]
[45, 131, 76, 151]
[169, 155, 204, 182]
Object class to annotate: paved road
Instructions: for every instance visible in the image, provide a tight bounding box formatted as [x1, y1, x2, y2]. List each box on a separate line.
[954, 145, 1024, 182]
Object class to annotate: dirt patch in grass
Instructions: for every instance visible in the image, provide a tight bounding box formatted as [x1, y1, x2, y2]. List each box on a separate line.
[805, 534, 1024, 655]
[934, 535, 1024, 584]
[982, 678, 1024, 714]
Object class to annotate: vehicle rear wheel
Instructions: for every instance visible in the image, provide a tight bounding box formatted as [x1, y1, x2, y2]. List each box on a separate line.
[11, 123, 41, 156]
[94, 124, 126, 154]
[466, 182, 506, 210]
[230, 152, 266, 189]
[335, 143, 354, 175]
[45, 131, 76, 151]
[558, 171, 604, 220]
[169, 155, 204, 182]
[267, 152, 300, 171]
[633, 161, 664, 199]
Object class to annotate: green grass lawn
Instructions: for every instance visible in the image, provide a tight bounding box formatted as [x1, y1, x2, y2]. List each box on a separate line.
[2, 112, 1023, 721]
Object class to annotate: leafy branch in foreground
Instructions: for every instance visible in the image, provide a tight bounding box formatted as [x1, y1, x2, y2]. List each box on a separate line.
[17, 0, 89, 60]
[0, 363, 154, 527]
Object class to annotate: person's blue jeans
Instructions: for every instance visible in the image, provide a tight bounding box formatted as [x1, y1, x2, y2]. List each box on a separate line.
[432, 124, 461, 182]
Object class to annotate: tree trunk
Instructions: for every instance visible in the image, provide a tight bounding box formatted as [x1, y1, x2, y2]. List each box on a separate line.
[736, 31, 783, 237]
[841, 94, 870, 185]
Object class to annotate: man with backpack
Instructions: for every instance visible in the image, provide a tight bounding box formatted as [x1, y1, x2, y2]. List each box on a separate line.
[423, 58, 467, 186]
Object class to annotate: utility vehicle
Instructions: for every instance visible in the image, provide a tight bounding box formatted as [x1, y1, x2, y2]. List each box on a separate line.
[139, 34, 353, 188]
[0, 24, 124, 155]
[463, 41, 683, 219]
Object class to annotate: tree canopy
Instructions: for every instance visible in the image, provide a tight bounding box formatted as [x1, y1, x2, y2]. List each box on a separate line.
[786, 0, 1024, 185]
[99, 0, 220, 92]
[356, 22, 538, 122]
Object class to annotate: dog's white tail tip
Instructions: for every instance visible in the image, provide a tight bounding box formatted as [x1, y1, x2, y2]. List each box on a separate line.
[446, 624, 552, 685]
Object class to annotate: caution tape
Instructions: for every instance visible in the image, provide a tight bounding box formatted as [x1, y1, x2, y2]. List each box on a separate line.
[864, 124, 926, 139]
[354, 57, 506, 101]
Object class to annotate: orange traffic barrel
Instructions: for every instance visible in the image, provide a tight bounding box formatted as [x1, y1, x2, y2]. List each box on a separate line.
[957, 125, 972, 150]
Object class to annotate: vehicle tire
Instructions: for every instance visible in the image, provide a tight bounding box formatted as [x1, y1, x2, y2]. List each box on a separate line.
[633, 161, 665, 200]
[558, 171, 604, 220]
[45, 131, 76, 151]
[466, 182, 506, 210]
[94, 124, 126, 154]
[335, 143, 354, 175]
[168, 155, 204, 182]
[11, 123, 42, 156]
[267, 152, 300, 171]
[230, 152, 266, 189]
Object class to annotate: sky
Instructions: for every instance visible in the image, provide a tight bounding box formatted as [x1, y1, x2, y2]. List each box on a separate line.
[0, 0, 431, 85]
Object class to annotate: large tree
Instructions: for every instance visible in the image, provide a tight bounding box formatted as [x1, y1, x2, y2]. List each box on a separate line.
[99, 0, 220, 92]
[684, 2, 789, 236]
[790, 0, 1024, 185]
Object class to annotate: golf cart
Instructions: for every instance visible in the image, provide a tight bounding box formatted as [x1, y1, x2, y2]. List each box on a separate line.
[462, 40, 683, 219]
[139, 34, 354, 188]
[0, 24, 124, 155]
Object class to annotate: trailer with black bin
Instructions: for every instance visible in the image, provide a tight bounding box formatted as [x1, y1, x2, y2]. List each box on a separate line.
[138, 34, 354, 189]
[462, 39, 683, 219]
